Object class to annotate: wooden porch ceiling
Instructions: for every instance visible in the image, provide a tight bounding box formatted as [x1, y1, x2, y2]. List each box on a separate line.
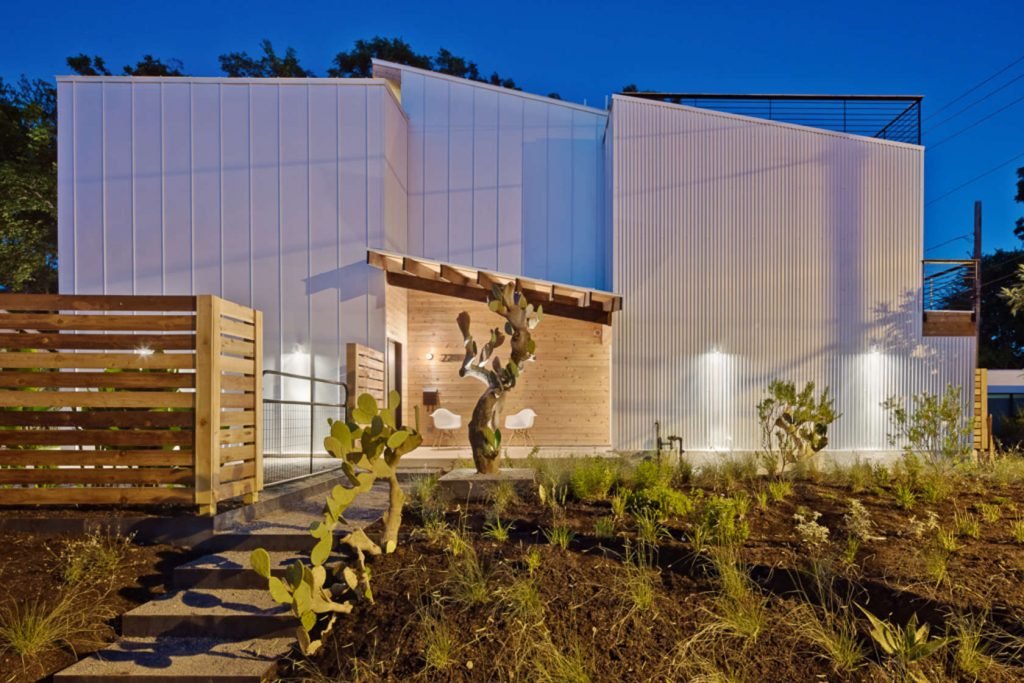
[366, 249, 622, 325]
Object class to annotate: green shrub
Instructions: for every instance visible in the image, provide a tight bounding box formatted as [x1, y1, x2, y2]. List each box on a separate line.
[568, 458, 617, 501]
[883, 384, 972, 466]
[631, 458, 674, 491]
[626, 486, 692, 518]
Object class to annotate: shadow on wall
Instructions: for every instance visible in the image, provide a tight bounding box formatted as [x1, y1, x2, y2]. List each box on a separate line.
[872, 288, 939, 373]
[304, 261, 371, 301]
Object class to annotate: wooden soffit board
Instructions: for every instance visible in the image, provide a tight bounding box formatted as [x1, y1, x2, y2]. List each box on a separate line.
[366, 249, 622, 325]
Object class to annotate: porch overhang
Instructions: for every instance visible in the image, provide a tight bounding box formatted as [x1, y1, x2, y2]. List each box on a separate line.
[367, 249, 623, 325]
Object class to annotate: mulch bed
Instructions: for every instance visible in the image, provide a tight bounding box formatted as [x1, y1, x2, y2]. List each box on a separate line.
[0, 531, 187, 683]
[279, 476, 1024, 682]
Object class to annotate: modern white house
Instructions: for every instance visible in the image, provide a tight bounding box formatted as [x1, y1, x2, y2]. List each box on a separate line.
[56, 60, 977, 460]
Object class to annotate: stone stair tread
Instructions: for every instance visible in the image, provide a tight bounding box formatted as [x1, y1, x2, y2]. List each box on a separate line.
[54, 636, 291, 682]
[126, 588, 287, 618]
[178, 550, 299, 572]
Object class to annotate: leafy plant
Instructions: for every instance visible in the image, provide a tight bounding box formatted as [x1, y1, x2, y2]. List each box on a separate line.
[860, 609, 946, 681]
[1011, 514, 1024, 543]
[757, 379, 839, 474]
[543, 525, 575, 550]
[935, 526, 961, 553]
[568, 458, 617, 501]
[489, 479, 519, 515]
[953, 506, 981, 539]
[893, 482, 917, 510]
[593, 516, 616, 539]
[524, 547, 543, 575]
[420, 605, 457, 672]
[610, 494, 627, 520]
[483, 515, 514, 543]
[883, 384, 972, 466]
[767, 480, 792, 503]
[977, 502, 1000, 523]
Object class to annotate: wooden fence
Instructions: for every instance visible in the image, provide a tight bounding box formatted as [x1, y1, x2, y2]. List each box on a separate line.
[0, 294, 262, 515]
[346, 343, 385, 410]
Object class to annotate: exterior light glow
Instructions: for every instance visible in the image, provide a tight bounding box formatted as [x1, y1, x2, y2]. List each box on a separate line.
[135, 346, 154, 357]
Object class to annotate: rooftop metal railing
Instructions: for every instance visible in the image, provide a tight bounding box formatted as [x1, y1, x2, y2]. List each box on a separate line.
[623, 93, 923, 145]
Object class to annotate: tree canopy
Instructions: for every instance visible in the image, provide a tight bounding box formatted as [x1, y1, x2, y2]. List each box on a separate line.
[0, 76, 58, 292]
[219, 40, 312, 78]
[326, 36, 518, 89]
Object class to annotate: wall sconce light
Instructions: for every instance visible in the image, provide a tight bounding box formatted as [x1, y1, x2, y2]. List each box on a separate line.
[425, 352, 434, 361]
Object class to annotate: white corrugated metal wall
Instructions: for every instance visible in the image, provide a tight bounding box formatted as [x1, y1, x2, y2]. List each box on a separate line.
[609, 96, 975, 453]
[57, 78, 408, 399]
[380, 62, 610, 290]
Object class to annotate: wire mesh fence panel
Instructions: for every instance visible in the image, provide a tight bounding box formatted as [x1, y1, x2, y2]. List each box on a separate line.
[262, 371, 347, 485]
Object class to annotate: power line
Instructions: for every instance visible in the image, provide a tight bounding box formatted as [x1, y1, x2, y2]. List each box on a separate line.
[925, 51, 1024, 121]
[928, 72, 1024, 130]
[925, 150, 1024, 205]
[929, 92, 1024, 149]
[924, 232, 972, 252]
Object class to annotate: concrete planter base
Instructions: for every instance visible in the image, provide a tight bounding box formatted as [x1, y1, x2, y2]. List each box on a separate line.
[438, 468, 537, 503]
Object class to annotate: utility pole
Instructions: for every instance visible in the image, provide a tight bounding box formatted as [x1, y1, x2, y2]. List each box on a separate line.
[974, 200, 982, 370]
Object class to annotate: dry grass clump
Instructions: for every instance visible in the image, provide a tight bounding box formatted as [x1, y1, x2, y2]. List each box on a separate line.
[0, 528, 131, 669]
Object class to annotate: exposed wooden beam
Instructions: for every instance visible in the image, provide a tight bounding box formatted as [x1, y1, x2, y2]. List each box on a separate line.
[402, 257, 439, 281]
[516, 278, 554, 301]
[386, 272, 612, 325]
[440, 264, 471, 286]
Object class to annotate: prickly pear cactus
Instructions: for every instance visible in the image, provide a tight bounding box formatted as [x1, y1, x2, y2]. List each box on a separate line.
[324, 389, 423, 553]
[457, 282, 541, 474]
[249, 390, 422, 654]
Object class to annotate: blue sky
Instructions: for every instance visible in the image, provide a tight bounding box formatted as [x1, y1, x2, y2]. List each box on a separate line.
[3, 0, 1022, 255]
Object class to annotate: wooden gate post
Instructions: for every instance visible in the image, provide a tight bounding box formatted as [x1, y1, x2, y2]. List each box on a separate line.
[195, 295, 223, 515]
[247, 308, 265, 503]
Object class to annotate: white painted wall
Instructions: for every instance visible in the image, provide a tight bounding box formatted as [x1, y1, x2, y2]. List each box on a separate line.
[58, 78, 407, 394]
[378, 62, 610, 290]
[608, 96, 975, 453]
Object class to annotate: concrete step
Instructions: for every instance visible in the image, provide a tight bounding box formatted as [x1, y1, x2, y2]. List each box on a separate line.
[174, 551, 300, 590]
[54, 636, 291, 682]
[122, 589, 297, 639]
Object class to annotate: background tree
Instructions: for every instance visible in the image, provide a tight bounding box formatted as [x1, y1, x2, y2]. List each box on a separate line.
[66, 54, 110, 75]
[328, 36, 519, 89]
[328, 36, 431, 77]
[125, 55, 185, 76]
[0, 77, 57, 292]
[219, 39, 313, 77]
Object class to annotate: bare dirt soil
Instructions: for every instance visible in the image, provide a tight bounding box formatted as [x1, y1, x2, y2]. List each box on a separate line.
[0, 531, 186, 683]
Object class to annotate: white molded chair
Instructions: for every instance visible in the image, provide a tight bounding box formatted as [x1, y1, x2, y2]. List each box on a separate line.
[504, 408, 537, 446]
[430, 408, 462, 447]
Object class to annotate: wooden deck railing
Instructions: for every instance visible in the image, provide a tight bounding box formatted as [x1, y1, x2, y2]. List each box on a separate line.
[0, 294, 263, 515]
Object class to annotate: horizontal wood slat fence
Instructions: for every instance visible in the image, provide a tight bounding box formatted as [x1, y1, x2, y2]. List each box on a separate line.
[0, 294, 263, 514]
[346, 343, 385, 411]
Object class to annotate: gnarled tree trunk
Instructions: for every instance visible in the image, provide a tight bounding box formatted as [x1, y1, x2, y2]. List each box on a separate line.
[457, 282, 541, 474]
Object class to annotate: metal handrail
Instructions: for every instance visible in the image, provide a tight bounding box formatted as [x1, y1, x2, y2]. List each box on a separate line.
[922, 259, 978, 313]
[262, 369, 348, 485]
